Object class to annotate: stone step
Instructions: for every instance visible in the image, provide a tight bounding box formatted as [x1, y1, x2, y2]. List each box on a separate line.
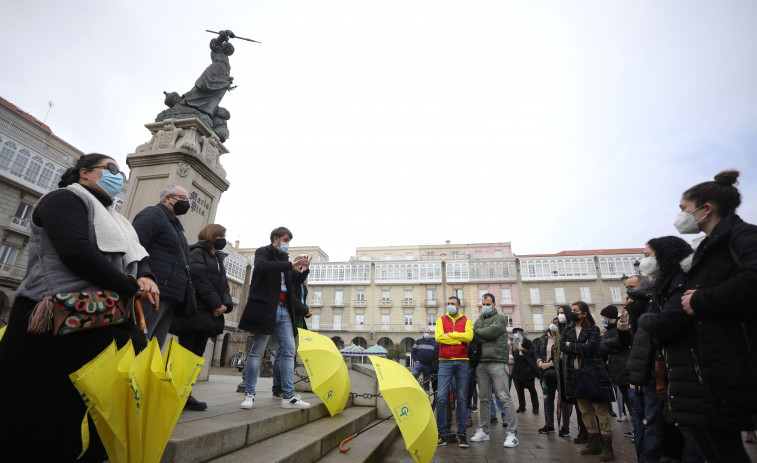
[317, 419, 399, 463]
[161, 375, 349, 463]
[207, 406, 377, 463]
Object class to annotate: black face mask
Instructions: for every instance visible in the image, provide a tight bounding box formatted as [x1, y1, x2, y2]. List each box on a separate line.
[213, 238, 227, 250]
[173, 200, 190, 215]
[568, 311, 581, 322]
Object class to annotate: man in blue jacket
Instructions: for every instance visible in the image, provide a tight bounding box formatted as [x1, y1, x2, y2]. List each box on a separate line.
[412, 327, 438, 392]
[239, 227, 310, 410]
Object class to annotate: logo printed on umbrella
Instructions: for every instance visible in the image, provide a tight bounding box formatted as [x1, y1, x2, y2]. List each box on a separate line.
[303, 337, 313, 342]
[323, 388, 333, 403]
[393, 403, 413, 423]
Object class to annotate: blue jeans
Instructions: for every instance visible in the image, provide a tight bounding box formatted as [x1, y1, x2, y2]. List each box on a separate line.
[412, 362, 432, 392]
[436, 360, 469, 437]
[244, 304, 296, 399]
[640, 378, 666, 463]
[491, 383, 506, 420]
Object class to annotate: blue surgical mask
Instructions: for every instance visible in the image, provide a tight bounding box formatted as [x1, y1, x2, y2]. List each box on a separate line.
[508, 340, 512, 346]
[423, 333, 430, 339]
[278, 242, 289, 253]
[446, 305, 456, 314]
[482, 305, 493, 315]
[601, 317, 608, 325]
[96, 170, 124, 198]
[513, 333, 520, 340]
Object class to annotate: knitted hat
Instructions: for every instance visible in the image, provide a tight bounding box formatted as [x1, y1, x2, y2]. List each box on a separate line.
[600, 305, 619, 319]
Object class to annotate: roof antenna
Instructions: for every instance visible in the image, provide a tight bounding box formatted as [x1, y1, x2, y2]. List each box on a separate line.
[43, 101, 54, 123]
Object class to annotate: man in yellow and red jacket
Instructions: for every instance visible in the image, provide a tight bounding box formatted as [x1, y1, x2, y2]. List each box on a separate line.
[434, 296, 474, 448]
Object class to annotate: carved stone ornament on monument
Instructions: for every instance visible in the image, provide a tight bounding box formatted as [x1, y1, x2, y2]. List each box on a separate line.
[177, 161, 191, 177]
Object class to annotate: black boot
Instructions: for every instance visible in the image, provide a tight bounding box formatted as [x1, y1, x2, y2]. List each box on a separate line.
[573, 428, 589, 444]
[184, 395, 208, 411]
[580, 433, 602, 455]
[599, 435, 615, 461]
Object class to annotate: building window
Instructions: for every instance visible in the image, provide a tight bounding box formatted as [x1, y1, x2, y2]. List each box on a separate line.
[0, 141, 17, 169]
[427, 313, 436, 325]
[494, 250, 502, 258]
[404, 314, 413, 325]
[404, 290, 413, 302]
[384, 254, 392, 260]
[474, 251, 482, 258]
[478, 289, 488, 302]
[313, 291, 322, 303]
[554, 287, 566, 304]
[580, 286, 592, 303]
[426, 289, 436, 303]
[532, 313, 544, 331]
[25, 155, 43, 182]
[501, 288, 512, 304]
[356, 291, 365, 301]
[0, 245, 20, 265]
[530, 288, 540, 304]
[334, 290, 343, 304]
[381, 290, 390, 301]
[14, 202, 33, 223]
[503, 314, 514, 327]
[10, 148, 30, 176]
[311, 314, 320, 330]
[333, 314, 342, 330]
[381, 314, 390, 325]
[610, 285, 622, 303]
[453, 289, 464, 304]
[426, 252, 434, 260]
[38, 162, 56, 189]
[356, 314, 364, 326]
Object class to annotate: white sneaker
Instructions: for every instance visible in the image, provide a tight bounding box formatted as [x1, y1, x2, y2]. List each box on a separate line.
[281, 396, 310, 409]
[240, 394, 254, 409]
[618, 415, 629, 422]
[503, 432, 519, 448]
[470, 428, 490, 442]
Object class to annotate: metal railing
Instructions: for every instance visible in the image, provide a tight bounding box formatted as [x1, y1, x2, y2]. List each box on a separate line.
[0, 263, 25, 282]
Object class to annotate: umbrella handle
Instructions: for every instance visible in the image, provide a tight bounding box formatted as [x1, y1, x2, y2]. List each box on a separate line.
[339, 434, 356, 453]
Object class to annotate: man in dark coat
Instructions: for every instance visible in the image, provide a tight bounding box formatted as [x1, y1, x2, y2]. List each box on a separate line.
[511, 327, 540, 414]
[132, 184, 192, 347]
[599, 305, 631, 422]
[412, 327, 438, 392]
[239, 227, 310, 410]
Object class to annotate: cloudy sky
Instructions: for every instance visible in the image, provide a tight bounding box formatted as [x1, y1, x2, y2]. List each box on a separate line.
[4, 0, 756, 260]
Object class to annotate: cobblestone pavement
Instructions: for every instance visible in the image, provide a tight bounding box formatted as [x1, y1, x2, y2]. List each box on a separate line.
[379, 385, 757, 463]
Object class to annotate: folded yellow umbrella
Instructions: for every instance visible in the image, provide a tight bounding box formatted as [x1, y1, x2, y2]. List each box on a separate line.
[369, 356, 437, 463]
[297, 328, 350, 416]
[70, 337, 204, 462]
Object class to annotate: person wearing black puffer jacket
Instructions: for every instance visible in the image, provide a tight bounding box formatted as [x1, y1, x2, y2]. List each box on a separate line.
[676, 170, 757, 462]
[176, 224, 234, 411]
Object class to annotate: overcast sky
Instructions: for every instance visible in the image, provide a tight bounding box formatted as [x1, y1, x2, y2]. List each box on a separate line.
[4, 0, 757, 260]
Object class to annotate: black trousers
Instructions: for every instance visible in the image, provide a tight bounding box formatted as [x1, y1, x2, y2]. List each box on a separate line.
[514, 377, 539, 411]
[178, 331, 211, 357]
[682, 426, 750, 463]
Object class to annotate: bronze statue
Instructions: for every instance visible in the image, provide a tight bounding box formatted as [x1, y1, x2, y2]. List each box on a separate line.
[156, 30, 256, 142]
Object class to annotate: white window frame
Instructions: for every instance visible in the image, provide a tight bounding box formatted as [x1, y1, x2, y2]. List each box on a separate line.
[554, 287, 566, 304]
[530, 287, 541, 305]
[333, 314, 342, 330]
[580, 286, 592, 303]
[501, 288, 512, 304]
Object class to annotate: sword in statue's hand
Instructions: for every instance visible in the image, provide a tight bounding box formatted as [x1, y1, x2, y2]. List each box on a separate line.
[206, 29, 261, 43]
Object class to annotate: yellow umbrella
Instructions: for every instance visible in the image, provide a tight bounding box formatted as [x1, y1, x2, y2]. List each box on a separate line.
[0, 325, 6, 341]
[369, 356, 437, 463]
[297, 328, 350, 416]
[70, 337, 204, 462]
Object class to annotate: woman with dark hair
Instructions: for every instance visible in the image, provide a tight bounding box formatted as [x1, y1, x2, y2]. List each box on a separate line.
[561, 301, 616, 461]
[636, 236, 705, 463]
[0, 153, 159, 462]
[669, 170, 756, 462]
[175, 223, 234, 410]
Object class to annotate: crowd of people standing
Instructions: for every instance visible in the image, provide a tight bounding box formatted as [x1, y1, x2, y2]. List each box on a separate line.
[0, 155, 753, 463]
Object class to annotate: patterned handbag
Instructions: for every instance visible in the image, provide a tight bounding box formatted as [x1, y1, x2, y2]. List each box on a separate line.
[27, 233, 129, 336]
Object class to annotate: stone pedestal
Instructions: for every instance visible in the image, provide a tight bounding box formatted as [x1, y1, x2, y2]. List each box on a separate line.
[123, 118, 230, 241]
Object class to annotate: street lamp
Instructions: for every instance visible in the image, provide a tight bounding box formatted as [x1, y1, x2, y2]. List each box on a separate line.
[440, 253, 447, 304]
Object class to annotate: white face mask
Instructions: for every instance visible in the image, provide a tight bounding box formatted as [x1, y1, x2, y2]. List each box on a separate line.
[557, 313, 567, 324]
[549, 323, 558, 333]
[639, 256, 660, 277]
[674, 206, 706, 234]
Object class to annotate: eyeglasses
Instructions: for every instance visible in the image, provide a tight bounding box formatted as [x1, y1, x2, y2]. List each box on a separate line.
[90, 163, 127, 181]
[169, 194, 189, 201]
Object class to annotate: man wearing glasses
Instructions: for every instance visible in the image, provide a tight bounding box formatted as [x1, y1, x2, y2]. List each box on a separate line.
[132, 185, 193, 346]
